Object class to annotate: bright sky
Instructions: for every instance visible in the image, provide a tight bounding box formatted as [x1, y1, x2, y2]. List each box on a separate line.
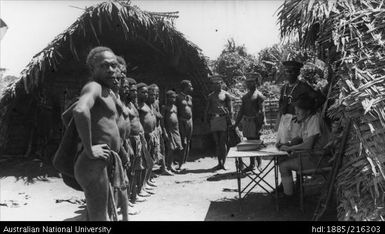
[0, 0, 283, 76]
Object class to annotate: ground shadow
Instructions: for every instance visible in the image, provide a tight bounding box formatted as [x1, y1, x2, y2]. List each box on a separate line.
[0, 158, 60, 184]
[178, 168, 217, 174]
[206, 172, 247, 182]
[187, 149, 215, 162]
[63, 205, 87, 221]
[204, 192, 337, 221]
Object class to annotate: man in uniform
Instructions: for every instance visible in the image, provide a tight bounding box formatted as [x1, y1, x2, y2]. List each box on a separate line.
[204, 75, 233, 170]
[176, 80, 194, 171]
[73, 47, 124, 221]
[234, 73, 265, 172]
[276, 61, 323, 146]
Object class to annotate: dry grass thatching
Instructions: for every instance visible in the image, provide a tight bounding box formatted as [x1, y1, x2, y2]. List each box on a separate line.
[0, 0, 211, 156]
[278, 0, 385, 220]
[0, 0, 210, 109]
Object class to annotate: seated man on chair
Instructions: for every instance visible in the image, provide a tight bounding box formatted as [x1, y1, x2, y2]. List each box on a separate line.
[276, 93, 329, 200]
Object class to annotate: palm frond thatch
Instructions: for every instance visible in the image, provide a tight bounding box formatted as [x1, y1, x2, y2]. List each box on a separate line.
[279, 0, 385, 220]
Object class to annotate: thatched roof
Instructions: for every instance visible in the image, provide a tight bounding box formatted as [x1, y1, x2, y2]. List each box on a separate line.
[0, 0, 210, 108]
[278, 0, 385, 221]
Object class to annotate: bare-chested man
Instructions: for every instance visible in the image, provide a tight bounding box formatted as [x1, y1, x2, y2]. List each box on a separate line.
[234, 73, 266, 173]
[116, 57, 143, 215]
[73, 47, 123, 221]
[176, 80, 194, 171]
[161, 90, 184, 174]
[137, 83, 158, 195]
[204, 76, 233, 170]
[121, 78, 153, 203]
[147, 84, 172, 175]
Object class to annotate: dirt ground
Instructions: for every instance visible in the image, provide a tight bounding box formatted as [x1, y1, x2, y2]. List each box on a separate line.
[0, 147, 337, 221]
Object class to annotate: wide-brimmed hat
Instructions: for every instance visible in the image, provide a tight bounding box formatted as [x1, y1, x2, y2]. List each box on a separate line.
[294, 93, 315, 110]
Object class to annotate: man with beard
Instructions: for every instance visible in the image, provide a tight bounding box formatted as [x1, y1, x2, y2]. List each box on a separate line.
[176, 80, 194, 171]
[73, 47, 126, 221]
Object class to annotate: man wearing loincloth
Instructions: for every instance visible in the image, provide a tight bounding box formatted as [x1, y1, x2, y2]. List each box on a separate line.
[176, 80, 194, 171]
[204, 75, 233, 170]
[161, 90, 184, 174]
[234, 73, 266, 173]
[137, 83, 158, 196]
[148, 84, 172, 175]
[116, 57, 141, 215]
[122, 79, 153, 203]
[72, 47, 125, 221]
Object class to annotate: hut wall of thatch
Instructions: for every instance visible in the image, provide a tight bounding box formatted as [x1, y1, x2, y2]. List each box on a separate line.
[0, 1, 211, 159]
[278, 0, 385, 221]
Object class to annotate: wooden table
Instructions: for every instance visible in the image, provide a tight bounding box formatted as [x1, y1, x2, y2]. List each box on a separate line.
[227, 145, 288, 211]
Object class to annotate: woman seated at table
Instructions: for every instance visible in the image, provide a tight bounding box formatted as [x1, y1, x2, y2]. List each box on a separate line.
[276, 93, 329, 199]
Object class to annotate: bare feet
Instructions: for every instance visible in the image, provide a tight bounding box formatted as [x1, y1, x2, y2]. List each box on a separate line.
[128, 207, 140, 215]
[135, 196, 147, 203]
[212, 164, 222, 171]
[138, 190, 151, 197]
[147, 181, 157, 187]
[161, 169, 174, 176]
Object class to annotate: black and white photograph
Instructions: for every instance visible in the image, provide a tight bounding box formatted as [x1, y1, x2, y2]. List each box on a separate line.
[0, 0, 385, 224]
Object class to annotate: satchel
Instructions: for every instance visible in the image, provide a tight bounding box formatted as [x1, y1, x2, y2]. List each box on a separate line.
[53, 117, 80, 176]
[227, 127, 242, 147]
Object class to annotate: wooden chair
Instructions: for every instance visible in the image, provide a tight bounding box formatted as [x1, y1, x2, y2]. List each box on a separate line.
[293, 149, 332, 212]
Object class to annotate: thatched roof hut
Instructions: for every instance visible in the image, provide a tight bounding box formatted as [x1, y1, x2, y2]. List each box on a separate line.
[0, 1, 211, 159]
[278, 0, 385, 221]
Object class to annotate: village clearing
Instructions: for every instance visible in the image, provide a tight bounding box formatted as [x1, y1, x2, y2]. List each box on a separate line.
[0, 139, 336, 221]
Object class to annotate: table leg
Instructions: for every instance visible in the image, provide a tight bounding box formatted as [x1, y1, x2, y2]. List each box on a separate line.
[235, 158, 242, 211]
[274, 156, 279, 212]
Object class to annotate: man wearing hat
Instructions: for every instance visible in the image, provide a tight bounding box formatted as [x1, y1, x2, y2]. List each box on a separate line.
[277, 93, 330, 199]
[276, 60, 319, 146]
[234, 72, 266, 172]
[204, 75, 233, 170]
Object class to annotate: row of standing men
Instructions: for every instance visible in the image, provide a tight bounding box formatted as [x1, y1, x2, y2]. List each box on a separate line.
[64, 46, 194, 221]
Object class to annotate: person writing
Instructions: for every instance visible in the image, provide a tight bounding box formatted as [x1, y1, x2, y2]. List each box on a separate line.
[277, 93, 329, 200]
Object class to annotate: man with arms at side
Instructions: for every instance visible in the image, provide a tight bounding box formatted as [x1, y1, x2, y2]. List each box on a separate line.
[122, 78, 150, 204]
[137, 83, 157, 197]
[161, 90, 184, 173]
[204, 75, 233, 170]
[276, 60, 323, 146]
[148, 84, 172, 175]
[176, 80, 194, 171]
